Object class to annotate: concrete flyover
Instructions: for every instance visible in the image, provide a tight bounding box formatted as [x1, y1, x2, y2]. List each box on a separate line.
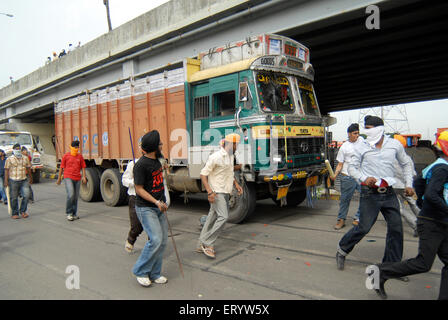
[1, 0, 447, 127]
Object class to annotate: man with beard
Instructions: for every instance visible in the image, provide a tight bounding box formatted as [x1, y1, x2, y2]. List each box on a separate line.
[196, 133, 243, 259]
[336, 115, 415, 271]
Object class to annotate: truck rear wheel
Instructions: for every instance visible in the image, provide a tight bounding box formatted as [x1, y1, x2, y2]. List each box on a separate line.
[100, 168, 127, 206]
[80, 167, 102, 202]
[227, 181, 256, 224]
[271, 189, 307, 207]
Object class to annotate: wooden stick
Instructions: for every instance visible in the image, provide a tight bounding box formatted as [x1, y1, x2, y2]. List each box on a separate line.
[165, 211, 184, 278]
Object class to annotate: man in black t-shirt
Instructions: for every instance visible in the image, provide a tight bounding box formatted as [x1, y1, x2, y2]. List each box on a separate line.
[131, 130, 169, 287]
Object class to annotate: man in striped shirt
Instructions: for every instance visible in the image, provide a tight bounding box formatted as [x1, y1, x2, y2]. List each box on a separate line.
[4, 143, 33, 219]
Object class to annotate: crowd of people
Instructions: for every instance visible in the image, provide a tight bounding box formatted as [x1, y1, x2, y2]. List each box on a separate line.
[45, 41, 81, 65]
[4, 116, 447, 300]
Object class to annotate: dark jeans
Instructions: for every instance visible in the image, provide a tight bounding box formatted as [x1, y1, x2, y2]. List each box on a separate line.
[9, 179, 30, 216]
[127, 195, 144, 245]
[378, 218, 448, 300]
[338, 186, 403, 263]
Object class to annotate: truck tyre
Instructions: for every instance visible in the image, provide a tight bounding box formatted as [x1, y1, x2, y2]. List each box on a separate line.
[32, 169, 40, 183]
[100, 168, 127, 206]
[271, 189, 307, 207]
[227, 181, 256, 224]
[80, 167, 102, 202]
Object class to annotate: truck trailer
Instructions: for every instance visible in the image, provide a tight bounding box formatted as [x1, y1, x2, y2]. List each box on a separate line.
[55, 34, 335, 223]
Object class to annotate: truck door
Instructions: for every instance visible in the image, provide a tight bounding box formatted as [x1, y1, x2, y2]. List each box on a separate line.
[190, 81, 211, 147]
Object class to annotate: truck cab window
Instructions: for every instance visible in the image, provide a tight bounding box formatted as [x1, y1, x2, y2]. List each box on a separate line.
[213, 91, 235, 116]
[297, 78, 320, 116]
[256, 72, 294, 113]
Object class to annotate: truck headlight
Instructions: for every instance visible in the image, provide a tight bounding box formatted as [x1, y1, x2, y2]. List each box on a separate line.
[273, 155, 282, 163]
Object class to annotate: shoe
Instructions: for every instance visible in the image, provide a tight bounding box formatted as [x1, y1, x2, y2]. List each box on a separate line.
[375, 279, 388, 299]
[334, 219, 345, 230]
[336, 252, 345, 270]
[125, 240, 134, 253]
[352, 219, 359, 226]
[12, 215, 20, 220]
[153, 276, 168, 284]
[4, 202, 7, 205]
[73, 215, 80, 220]
[67, 215, 74, 221]
[201, 244, 216, 259]
[136, 276, 151, 287]
[21, 213, 29, 218]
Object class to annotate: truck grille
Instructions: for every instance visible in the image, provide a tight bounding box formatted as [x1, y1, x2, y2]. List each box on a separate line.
[272, 137, 324, 156]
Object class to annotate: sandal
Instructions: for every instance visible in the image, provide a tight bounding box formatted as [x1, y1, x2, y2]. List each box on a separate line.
[201, 244, 216, 259]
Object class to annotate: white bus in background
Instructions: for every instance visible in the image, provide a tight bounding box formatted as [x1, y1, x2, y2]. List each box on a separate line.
[0, 130, 43, 183]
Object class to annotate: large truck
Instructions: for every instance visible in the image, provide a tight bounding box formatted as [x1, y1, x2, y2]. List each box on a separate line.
[54, 34, 335, 223]
[0, 130, 44, 182]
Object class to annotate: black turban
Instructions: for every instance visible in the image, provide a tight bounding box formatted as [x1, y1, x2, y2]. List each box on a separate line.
[364, 115, 384, 127]
[347, 123, 359, 133]
[141, 130, 160, 153]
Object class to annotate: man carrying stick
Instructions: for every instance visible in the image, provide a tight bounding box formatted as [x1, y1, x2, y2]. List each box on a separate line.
[131, 130, 169, 287]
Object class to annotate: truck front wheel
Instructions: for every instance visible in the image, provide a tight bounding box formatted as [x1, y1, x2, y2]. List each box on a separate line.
[100, 168, 127, 206]
[227, 181, 256, 224]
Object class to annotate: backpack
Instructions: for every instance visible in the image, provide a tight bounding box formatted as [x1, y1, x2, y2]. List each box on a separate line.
[413, 163, 448, 209]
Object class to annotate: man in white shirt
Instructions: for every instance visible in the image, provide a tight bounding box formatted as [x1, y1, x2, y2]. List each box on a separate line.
[331, 123, 362, 229]
[197, 133, 243, 259]
[336, 115, 415, 271]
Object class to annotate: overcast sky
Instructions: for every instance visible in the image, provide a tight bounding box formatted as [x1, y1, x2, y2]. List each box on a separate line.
[1, 0, 447, 141]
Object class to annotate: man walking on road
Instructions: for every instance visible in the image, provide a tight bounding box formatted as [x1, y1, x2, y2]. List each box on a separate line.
[0, 149, 7, 205]
[336, 115, 415, 270]
[56, 140, 87, 221]
[197, 133, 243, 259]
[331, 123, 362, 229]
[372, 130, 448, 300]
[132, 130, 169, 287]
[4, 143, 33, 219]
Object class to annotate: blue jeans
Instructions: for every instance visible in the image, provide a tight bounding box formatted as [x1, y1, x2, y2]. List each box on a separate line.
[337, 175, 361, 221]
[132, 206, 168, 279]
[64, 178, 81, 216]
[338, 186, 403, 263]
[9, 179, 30, 216]
[0, 176, 7, 202]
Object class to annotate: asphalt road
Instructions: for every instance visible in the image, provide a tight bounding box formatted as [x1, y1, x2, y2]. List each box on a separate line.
[0, 179, 443, 300]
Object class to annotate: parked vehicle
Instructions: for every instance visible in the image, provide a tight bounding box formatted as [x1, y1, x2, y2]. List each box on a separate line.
[0, 130, 43, 182]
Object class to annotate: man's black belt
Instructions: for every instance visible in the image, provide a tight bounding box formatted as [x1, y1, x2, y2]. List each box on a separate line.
[361, 185, 393, 194]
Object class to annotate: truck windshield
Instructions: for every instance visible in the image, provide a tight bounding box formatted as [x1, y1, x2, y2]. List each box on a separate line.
[297, 78, 320, 116]
[0, 133, 33, 146]
[256, 72, 294, 113]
